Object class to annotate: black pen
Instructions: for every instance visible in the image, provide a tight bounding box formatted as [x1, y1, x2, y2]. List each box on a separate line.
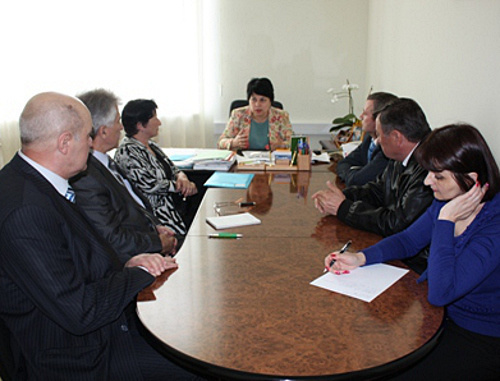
[239, 202, 256, 207]
[214, 201, 256, 208]
[328, 240, 352, 268]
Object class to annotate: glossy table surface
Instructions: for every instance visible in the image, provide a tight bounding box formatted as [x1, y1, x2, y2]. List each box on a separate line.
[137, 169, 444, 380]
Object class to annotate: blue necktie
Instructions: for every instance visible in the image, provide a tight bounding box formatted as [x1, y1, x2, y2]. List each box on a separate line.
[367, 140, 376, 162]
[65, 186, 76, 203]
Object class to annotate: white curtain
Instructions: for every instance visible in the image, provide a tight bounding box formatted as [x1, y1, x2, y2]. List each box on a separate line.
[0, 0, 216, 167]
[0, 122, 19, 168]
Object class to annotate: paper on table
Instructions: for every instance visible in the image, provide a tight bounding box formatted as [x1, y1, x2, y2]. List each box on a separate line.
[310, 263, 409, 303]
[192, 149, 233, 161]
[168, 153, 196, 161]
[311, 152, 331, 163]
[206, 212, 261, 230]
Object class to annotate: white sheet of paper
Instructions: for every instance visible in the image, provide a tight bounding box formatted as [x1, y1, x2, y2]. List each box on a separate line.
[312, 152, 331, 163]
[310, 263, 409, 302]
[206, 213, 261, 230]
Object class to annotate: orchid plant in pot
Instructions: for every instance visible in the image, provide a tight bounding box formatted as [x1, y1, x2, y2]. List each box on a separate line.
[327, 79, 362, 147]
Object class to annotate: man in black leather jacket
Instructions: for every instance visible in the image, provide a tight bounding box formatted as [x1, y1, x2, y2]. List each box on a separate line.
[313, 98, 433, 238]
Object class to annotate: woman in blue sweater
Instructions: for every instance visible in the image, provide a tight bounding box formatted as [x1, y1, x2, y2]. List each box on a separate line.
[325, 124, 500, 380]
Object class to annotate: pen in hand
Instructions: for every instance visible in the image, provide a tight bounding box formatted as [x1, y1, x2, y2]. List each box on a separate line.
[327, 240, 352, 270]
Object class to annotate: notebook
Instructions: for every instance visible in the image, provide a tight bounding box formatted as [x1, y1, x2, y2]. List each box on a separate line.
[204, 172, 254, 189]
[206, 213, 261, 230]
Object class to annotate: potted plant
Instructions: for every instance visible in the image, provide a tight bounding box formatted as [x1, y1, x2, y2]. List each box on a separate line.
[327, 79, 362, 148]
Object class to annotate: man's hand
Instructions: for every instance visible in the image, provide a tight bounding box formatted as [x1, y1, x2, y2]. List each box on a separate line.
[125, 254, 178, 276]
[159, 233, 177, 256]
[311, 180, 346, 215]
[156, 225, 177, 255]
[156, 225, 175, 236]
[175, 172, 198, 198]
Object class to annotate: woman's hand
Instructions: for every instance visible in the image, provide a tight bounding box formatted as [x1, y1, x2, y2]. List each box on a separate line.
[324, 251, 366, 274]
[176, 172, 198, 197]
[439, 182, 488, 222]
[232, 130, 249, 150]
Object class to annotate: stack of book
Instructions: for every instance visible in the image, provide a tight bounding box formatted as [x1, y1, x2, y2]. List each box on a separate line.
[192, 150, 236, 171]
[204, 172, 254, 189]
[236, 151, 272, 171]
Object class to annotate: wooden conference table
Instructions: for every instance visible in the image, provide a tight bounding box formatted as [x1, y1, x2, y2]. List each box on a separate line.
[137, 167, 444, 380]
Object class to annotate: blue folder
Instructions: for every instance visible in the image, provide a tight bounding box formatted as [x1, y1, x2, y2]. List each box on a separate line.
[204, 172, 254, 189]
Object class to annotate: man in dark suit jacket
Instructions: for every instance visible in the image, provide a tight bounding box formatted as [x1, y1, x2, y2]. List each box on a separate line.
[336, 92, 397, 186]
[70, 89, 177, 258]
[0, 92, 201, 380]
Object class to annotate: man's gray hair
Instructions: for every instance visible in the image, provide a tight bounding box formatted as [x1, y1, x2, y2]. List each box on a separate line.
[77, 89, 120, 137]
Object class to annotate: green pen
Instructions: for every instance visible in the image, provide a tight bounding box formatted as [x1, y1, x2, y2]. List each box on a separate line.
[208, 233, 243, 239]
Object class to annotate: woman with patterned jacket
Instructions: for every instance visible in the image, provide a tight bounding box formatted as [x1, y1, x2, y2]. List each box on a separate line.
[115, 99, 197, 236]
[218, 78, 294, 151]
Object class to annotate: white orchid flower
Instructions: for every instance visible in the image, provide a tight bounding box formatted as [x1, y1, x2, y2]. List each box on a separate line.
[342, 83, 359, 91]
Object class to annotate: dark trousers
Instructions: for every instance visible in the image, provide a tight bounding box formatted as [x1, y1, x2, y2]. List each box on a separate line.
[128, 313, 207, 381]
[387, 318, 500, 381]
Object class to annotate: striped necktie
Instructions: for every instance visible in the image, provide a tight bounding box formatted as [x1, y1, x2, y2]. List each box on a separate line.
[65, 186, 76, 203]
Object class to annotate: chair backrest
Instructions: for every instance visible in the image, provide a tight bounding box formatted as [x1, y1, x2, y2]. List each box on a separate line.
[229, 100, 284, 116]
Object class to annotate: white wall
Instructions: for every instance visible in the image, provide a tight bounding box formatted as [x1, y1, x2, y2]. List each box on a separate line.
[215, 0, 500, 161]
[366, 0, 500, 161]
[2, 1, 499, 160]
[213, 0, 370, 146]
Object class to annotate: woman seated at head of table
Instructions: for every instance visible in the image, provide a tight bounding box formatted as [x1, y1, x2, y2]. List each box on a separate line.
[324, 123, 500, 380]
[218, 77, 294, 151]
[114, 99, 197, 237]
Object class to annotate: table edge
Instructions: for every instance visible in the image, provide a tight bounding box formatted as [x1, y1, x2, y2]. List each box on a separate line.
[137, 309, 445, 381]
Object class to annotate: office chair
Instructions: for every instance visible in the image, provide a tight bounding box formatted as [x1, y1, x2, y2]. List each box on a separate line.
[229, 99, 284, 116]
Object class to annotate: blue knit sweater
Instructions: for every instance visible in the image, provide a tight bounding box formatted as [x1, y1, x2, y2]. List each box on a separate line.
[363, 193, 500, 337]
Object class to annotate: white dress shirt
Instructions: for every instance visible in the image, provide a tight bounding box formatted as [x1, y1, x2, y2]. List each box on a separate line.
[18, 150, 69, 197]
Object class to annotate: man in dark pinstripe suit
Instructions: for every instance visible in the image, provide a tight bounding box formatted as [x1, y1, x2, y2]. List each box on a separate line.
[0, 92, 203, 380]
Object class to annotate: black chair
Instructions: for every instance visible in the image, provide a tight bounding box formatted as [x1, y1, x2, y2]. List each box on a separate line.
[0, 318, 14, 381]
[229, 99, 283, 116]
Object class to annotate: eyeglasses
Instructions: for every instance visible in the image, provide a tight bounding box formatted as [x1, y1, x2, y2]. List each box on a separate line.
[213, 199, 256, 216]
